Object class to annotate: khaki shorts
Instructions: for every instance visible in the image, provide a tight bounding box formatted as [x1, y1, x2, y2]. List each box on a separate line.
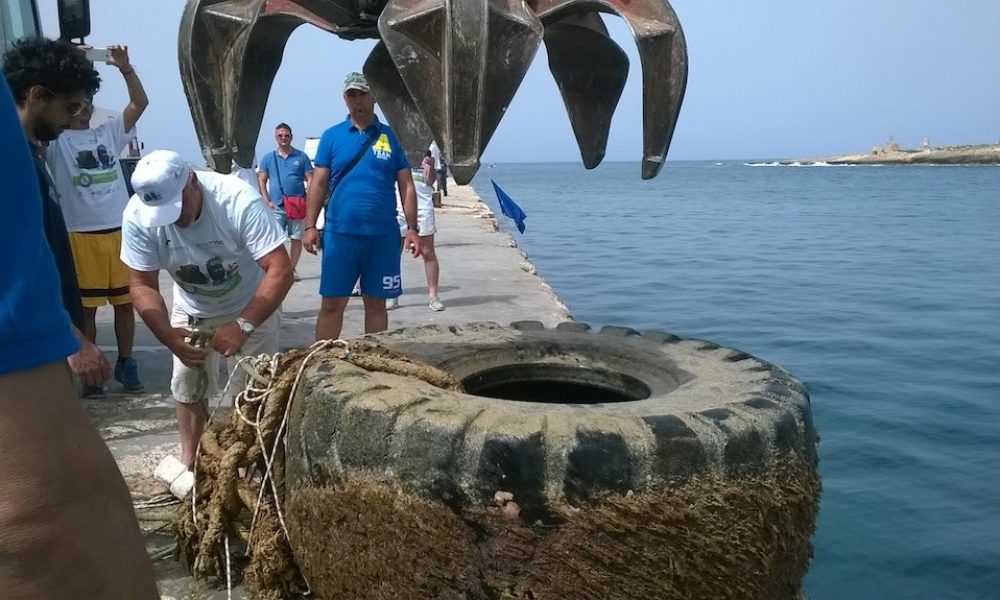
[169, 303, 280, 404]
[68, 229, 131, 308]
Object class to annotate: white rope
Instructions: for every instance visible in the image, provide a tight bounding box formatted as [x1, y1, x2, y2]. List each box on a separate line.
[224, 533, 232, 600]
[191, 353, 261, 525]
[190, 338, 348, 595]
[248, 339, 348, 548]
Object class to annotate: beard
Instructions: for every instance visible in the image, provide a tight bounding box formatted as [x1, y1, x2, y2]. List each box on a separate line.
[33, 120, 64, 142]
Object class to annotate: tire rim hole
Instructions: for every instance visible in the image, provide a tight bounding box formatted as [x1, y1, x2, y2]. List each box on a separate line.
[461, 363, 651, 404]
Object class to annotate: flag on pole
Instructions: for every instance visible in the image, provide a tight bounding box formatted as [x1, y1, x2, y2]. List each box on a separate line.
[491, 179, 527, 233]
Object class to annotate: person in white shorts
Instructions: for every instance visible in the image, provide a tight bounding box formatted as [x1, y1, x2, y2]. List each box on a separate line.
[390, 149, 444, 311]
[121, 150, 294, 468]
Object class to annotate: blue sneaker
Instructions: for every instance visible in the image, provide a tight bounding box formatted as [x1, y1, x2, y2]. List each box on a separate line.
[115, 357, 145, 393]
[82, 385, 105, 398]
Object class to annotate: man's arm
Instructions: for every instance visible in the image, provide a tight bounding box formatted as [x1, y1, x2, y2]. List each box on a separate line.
[302, 166, 330, 255]
[129, 268, 207, 367]
[211, 245, 294, 357]
[256, 171, 275, 209]
[107, 45, 148, 133]
[397, 168, 422, 258]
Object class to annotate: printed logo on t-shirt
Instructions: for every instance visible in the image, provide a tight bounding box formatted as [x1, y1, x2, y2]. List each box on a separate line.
[72, 145, 120, 188]
[372, 134, 392, 160]
[173, 257, 243, 297]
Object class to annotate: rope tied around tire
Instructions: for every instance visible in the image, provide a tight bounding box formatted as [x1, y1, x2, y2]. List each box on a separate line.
[175, 338, 464, 599]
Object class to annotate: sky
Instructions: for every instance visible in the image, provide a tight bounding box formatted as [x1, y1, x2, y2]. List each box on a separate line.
[36, 0, 1000, 166]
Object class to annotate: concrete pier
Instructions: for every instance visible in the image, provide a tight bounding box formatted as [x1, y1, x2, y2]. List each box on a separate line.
[84, 182, 570, 596]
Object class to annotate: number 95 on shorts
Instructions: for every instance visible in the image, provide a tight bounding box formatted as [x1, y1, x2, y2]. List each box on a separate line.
[320, 231, 403, 298]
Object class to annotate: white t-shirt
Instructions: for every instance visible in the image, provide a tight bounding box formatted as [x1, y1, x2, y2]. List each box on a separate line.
[47, 117, 136, 232]
[230, 158, 258, 190]
[120, 170, 287, 317]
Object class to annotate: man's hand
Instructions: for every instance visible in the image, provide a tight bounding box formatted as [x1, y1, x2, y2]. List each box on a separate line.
[67, 340, 112, 387]
[211, 321, 249, 358]
[107, 44, 131, 71]
[303, 227, 321, 255]
[166, 328, 210, 368]
[404, 230, 423, 259]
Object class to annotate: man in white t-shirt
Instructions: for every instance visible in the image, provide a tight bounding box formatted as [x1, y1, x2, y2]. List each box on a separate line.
[121, 150, 294, 469]
[46, 44, 148, 397]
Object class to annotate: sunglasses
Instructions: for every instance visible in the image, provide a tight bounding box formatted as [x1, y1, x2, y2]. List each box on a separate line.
[39, 86, 87, 117]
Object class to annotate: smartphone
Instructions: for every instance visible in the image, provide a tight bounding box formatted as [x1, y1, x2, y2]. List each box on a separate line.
[84, 47, 110, 63]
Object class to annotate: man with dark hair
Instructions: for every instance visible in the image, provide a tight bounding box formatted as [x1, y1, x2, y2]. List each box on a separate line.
[3, 37, 113, 394]
[0, 39, 158, 599]
[258, 121, 313, 279]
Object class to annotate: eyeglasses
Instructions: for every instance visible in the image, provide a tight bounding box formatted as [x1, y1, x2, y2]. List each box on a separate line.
[39, 86, 87, 117]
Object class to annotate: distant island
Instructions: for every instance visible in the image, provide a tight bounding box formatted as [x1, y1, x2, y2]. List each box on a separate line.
[785, 138, 1000, 165]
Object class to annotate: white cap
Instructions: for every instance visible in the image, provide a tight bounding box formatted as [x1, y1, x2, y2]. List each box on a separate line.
[129, 150, 191, 227]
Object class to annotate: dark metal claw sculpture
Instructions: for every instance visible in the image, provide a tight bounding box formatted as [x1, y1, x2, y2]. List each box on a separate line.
[179, 0, 687, 183]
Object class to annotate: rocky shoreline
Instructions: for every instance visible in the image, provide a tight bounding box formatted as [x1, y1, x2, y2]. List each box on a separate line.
[786, 143, 1000, 166]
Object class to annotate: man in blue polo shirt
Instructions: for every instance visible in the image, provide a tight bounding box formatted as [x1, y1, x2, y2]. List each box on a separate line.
[257, 122, 313, 280]
[303, 71, 421, 340]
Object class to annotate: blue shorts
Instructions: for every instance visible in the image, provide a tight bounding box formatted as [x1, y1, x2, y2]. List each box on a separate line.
[272, 208, 304, 240]
[320, 231, 402, 298]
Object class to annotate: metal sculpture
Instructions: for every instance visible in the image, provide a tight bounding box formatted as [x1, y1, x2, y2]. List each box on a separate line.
[179, 0, 687, 183]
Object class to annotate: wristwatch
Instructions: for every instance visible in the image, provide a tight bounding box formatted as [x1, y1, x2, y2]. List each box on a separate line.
[236, 317, 256, 336]
[407, 224, 419, 233]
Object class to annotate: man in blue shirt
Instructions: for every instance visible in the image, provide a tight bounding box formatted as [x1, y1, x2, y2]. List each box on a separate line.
[257, 122, 313, 279]
[0, 53, 157, 597]
[303, 72, 421, 340]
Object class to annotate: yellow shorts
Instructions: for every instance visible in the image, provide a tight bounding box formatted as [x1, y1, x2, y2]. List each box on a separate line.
[68, 228, 131, 308]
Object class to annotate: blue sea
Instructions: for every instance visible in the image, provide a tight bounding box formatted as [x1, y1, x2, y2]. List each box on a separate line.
[471, 161, 1000, 600]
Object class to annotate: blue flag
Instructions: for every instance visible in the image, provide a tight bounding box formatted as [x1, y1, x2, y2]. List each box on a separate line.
[491, 179, 527, 233]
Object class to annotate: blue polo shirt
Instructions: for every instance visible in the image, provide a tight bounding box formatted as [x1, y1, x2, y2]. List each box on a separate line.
[0, 82, 79, 375]
[313, 116, 409, 236]
[258, 147, 313, 208]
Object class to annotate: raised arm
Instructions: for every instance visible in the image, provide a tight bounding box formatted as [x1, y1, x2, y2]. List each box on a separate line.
[107, 45, 148, 133]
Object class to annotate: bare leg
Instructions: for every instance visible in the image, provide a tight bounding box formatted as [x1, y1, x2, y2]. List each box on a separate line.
[316, 296, 350, 340]
[289, 239, 303, 271]
[421, 234, 440, 299]
[113, 302, 135, 358]
[0, 361, 158, 598]
[82, 306, 98, 343]
[176, 400, 208, 469]
[361, 294, 389, 333]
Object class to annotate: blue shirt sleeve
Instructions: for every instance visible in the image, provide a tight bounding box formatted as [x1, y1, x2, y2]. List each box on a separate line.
[258, 151, 274, 175]
[301, 150, 314, 173]
[390, 129, 410, 172]
[0, 82, 79, 375]
[314, 128, 335, 170]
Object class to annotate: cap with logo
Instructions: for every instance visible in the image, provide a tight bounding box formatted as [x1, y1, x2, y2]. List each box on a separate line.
[343, 71, 370, 93]
[129, 150, 192, 227]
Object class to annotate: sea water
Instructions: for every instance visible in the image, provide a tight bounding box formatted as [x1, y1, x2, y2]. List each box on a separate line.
[472, 161, 1000, 600]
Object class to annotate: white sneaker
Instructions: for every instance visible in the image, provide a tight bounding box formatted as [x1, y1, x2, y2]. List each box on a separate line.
[428, 297, 445, 312]
[386, 297, 400, 310]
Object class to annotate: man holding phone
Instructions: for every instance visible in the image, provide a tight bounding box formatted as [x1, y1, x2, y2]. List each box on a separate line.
[46, 44, 149, 397]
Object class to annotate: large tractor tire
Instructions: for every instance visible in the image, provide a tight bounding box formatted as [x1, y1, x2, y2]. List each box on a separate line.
[284, 322, 820, 600]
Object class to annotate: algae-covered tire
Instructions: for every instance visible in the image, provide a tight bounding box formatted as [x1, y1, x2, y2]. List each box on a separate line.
[285, 321, 817, 516]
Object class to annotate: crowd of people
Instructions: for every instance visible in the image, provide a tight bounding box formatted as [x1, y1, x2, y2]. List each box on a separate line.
[0, 36, 451, 596]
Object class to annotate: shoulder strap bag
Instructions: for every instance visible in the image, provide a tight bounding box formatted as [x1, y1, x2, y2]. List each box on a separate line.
[272, 151, 308, 220]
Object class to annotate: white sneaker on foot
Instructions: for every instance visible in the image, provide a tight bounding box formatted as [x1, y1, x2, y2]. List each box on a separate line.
[429, 297, 445, 312]
[386, 297, 400, 310]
